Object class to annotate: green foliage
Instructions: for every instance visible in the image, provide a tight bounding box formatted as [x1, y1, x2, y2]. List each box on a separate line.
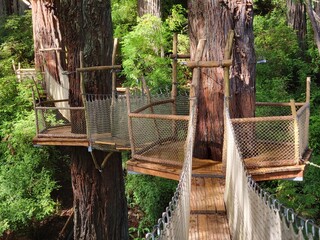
[254, 8, 310, 101]
[0, 11, 34, 76]
[0, 12, 59, 236]
[121, 14, 172, 92]
[112, 0, 137, 38]
[165, 4, 188, 33]
[125, 174, 177, 227]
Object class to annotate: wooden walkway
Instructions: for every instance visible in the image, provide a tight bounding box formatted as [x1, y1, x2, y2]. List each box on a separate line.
[189, 177, 231, 239]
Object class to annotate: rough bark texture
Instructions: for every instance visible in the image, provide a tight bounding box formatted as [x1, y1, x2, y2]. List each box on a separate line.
[31, 0, 65, 80]
[32, 0, 128, 239]
[71, 149, 128, 240]
[287, 0, 307, 52]
[0, 0, 29, 16]
[188, 0, 255, 160]
[58, 0, 128, 239]
[138, 0, 161, 17]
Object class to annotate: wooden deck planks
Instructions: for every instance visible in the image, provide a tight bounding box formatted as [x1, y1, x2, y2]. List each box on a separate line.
[189, 177, 231, 240]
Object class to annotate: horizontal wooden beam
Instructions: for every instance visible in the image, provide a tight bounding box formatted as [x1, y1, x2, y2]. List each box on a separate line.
[186, 59, 232, 68]
[133, 99, 174, 113]
[39, 48, 62, 52]
[231, 115, 293, 123]
[169, 54, 190, 59]
[129, 113, 189, 121]
[256, 102, 305, 107]
[76, 65, 121, 72]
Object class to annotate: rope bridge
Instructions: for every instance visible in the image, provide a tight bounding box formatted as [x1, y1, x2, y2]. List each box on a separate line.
[145, 100, 319, 239]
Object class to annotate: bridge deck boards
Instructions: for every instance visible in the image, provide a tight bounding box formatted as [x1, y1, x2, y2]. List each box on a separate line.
[189, 177, 231, 240]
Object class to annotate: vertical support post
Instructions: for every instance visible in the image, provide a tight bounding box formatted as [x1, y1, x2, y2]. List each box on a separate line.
[222, 30, 234, 172]
[32, 88, 40, 135]
[306, 77, 311, 103]
[305, 77, 311, 152]
[79, 51, 90, 138]
[111, 38, 119, 137]
[172, 33, 178, 137]
[223, 30, 234, 109]
[141, 76, 161, 140]
[183, 39, 206, 239]
[290, 99, 300, 164]
[126, 88, 136, 156]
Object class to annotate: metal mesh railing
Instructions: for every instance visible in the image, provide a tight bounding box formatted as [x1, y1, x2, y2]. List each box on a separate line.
[34, 99, 86, 138]
[85, 93, 189, 150]
[231, 102, 309, 168]
[128, 95, 189, 167]
[225, 107, 320, 240]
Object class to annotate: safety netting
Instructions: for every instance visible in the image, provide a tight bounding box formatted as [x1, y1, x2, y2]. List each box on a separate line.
[84, 92, 189, 151]
[144, 95, 196, 240]
[225, 106, 319, 240]
[231, 102, 310, 168]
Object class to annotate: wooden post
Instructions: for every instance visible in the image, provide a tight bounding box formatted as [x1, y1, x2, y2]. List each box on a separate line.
[290, 99, 300, 164]
[32, 89, 40, 135]
[306, 77, 311, 103]
[111, 38, 119, 137]
[126, 88, 136, 156]
[112, 38, 119, 104]
[223, 30, 234, 109]
[141, 76, 161, 141]
[172, 33, 178, 137]
[222, 30, 234, 173]
[79, 51, 90, 138]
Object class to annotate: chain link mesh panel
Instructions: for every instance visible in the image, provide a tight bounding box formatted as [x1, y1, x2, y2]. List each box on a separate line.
[297, 103, 310, 157]
[85, 93, 189, 151]
[232, 117, 297, 167]
[225, 109, 319, 240]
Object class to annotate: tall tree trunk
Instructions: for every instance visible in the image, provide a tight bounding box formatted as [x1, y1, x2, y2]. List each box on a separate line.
[138, 0, 161, 17]
[188, 0, 255, 160]
[31, 0, 128, 239]
[287, 0, 307, 53]
[59, 0, 128, 239]
[71, 149, 128, 239]
[31, 0, 65, 80]
[306, 0, 320, 55]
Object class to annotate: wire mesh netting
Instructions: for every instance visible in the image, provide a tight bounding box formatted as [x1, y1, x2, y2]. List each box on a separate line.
[225, 108, 319, 240]
[35, 100, 86, 138]
[85, 92, 189, 151]
[231, 103, 310, 168]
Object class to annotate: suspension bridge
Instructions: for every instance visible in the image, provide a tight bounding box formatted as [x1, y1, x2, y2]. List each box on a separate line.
[30, 36, 319, 239]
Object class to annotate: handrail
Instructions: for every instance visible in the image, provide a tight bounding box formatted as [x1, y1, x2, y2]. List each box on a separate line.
[256, 102, 305, 107]
[132, 99, 174, 113]
[231, 115, 293, 123]
[128, 113, 189, 121]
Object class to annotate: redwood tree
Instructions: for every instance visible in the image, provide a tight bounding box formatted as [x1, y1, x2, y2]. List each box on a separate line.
[188, 0, 255, 160]
[31, 0, 128, 239]
[138, 0, 161, 17]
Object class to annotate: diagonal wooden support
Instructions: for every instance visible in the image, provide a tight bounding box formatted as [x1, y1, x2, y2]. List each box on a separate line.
[89, 149, 114, 171]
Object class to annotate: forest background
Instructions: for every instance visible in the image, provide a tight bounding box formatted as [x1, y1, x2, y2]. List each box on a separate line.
[0, 0, 320, 239]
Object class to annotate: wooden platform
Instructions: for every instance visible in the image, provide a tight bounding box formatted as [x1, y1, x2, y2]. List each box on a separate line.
[126, 158, 224, 181]
[189, 177, 231, 239]
[33, 125, 131, 150]
[33, 126, 89, 147]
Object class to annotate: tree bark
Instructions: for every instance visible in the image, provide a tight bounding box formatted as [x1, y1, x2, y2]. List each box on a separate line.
[59, 0, 128, 239]
[31, 0, 128, 239]
[286, 0, 307, 53]
[31, 0, 65, 81]
[138, 0, 161, 17]
[0, 0, 30, 16]
[188, 0, 255, 160]
[306, 0, 320, 55]
[71, 149, 128, 239]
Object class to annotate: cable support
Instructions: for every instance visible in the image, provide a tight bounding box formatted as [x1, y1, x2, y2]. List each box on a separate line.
[306, 161, 320, 169]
